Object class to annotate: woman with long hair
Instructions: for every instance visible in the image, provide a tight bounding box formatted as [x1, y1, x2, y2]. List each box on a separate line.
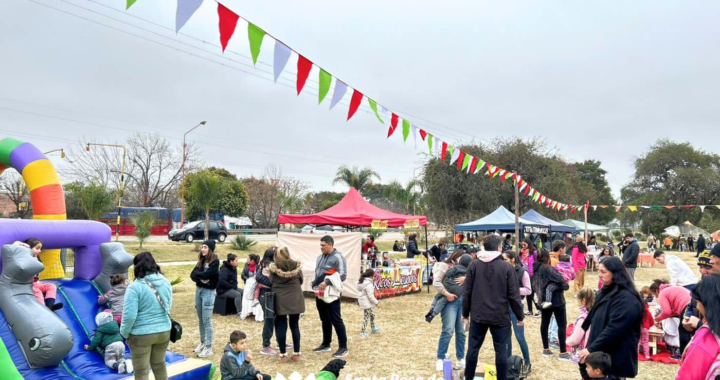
[256, 247, 280, 356]
[121, 252, 172, 380]
[520, 238, 539, 317]
[676, 274, 720, 379]
[577, 257, 643, 379]
[190, 240, 220, 358]
[572, 236, 588, 293]
[502, 250, 533, 376]
[432, 250, 467, 370]
[535, 249, 570, 361]
[269, 247, 304, 363]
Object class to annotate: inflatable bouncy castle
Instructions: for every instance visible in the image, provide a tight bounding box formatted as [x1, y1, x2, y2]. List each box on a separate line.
[0, 138, 213, 379]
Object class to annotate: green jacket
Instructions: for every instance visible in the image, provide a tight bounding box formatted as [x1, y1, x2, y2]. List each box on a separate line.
[317, 371, 337, 380]
[220, 344, 258, 380]
[88, 322, 123, 352]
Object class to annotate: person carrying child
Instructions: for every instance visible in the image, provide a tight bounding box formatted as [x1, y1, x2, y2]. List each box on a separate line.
[357, 269, 381, 337]
[220, 330, 271, 380]
[541, 254, 575, 310]
[425, 252, 472, 323]
[99, 274, 127, 326]
[567, 288, 595, 363]
[85, 311, 133, 374]
[15, 239, 63, 311]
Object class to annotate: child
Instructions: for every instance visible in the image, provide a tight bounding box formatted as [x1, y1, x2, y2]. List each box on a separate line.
[640, 286, 655, 304]
[17, 239, 63, 312]
[84, 312, 132, 374]
[567, 288, 595, 363]
[382, 252, 391, 267]
[425, 255, 472, 322]
[241, 254, 259, 284]
[542, 255, 575, 309]
[220, 330, 271, 380]
[638, 300, 654, 360]
[584, 351, 612, 379]
[98, 274, 127, 326]
[357, 269, 381, 337]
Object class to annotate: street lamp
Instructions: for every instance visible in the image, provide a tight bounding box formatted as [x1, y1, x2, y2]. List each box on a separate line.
[181, 121, 207, 227]
[44, 149, 66, 158]
[85, 143, 127, 242]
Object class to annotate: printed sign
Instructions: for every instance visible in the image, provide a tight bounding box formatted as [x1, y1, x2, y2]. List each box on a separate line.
[523, 225, 550, 234]
[372, 265, 424, 299]
[371, 220, 388, 230]
[403, 219, 420, 229]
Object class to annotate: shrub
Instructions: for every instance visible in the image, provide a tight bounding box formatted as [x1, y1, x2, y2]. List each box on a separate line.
[129, 211, 156, 249]
[598, 235, 608, 243]
[231, 235, 257, 251]
[612, 230, 622, 239]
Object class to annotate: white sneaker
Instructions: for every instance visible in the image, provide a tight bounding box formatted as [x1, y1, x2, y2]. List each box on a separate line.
[124, 360, 133, 374]
[435, 359, 443, 371]
[197, 347, 213, 358]
[193, 343, 205, 353]
[455, 359, 466, 369]
[541, 302, 552, 310]
[117, 361, 126, 374]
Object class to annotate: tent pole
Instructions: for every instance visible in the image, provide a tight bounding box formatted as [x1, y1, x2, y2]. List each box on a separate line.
[584, 200, 589, 240]
[514, 172, 520, 250]
[425, 224, 430, 293]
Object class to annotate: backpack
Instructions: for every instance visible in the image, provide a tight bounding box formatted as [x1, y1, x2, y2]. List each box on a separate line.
[507, 355, 524, 380]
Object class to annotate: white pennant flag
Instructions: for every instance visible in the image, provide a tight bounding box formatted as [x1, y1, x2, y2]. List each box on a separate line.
[329, 80, 348, 110]
[273, 41, 292, 83]
[700, 205, 706, 213]
[450, 147, 461, 164]
[411, 124, 418, 148]
[466, 155, 473, 173]
[592, 205, 597, 211]
[434, 136, 441, 156]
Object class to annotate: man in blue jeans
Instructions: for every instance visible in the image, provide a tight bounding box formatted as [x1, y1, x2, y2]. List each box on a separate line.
[462, 235, 524, 380]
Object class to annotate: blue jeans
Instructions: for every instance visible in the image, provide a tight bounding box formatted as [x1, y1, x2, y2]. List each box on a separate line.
[437, 296, 466, 360]
[195, 287, 215, 348]
[508, 307, 531, 363]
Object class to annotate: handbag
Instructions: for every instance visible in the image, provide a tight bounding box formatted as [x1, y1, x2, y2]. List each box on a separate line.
[144, 279, 182, 343]
[263, 291, 276, 319]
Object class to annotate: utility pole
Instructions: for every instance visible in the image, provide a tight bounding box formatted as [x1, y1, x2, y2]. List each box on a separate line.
[181, 121, 207, 227]
[514, 172, 520, 249]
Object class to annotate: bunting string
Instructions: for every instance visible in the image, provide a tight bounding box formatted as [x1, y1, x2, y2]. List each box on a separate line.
[589, 205, 720, 213]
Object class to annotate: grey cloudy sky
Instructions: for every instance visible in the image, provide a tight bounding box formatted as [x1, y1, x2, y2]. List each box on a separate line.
[2, 0, 719, 200]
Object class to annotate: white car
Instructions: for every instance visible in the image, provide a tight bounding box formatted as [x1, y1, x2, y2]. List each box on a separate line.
[300, 225, 343, 234]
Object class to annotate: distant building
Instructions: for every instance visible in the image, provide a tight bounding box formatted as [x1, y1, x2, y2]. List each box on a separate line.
[0, 192, 17, 217]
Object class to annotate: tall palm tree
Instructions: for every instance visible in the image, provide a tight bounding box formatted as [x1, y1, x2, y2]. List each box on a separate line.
[333, 166, 380, 194]
[384, 179, 423, 214]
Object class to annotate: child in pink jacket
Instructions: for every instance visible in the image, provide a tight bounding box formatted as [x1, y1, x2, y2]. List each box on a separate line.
[567, 288, 594, 363]
[675, 275, 720, 380]
[17, 239, 63, 312]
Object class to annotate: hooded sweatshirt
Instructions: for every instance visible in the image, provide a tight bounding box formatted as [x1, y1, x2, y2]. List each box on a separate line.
[87, 321, 123, 352]
[98, 284, 127, 317]
[462, 250, 523, 326]
[442, 255, 472, 297]
[357, 278, 379, 310]
[656, 284, 692, 322]
[220, 343, 259, 380]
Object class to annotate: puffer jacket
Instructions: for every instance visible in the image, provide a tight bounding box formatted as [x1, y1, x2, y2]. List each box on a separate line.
[269, 259, 305, 316]
[357, 278, 379, 310]
[98, 284, 127, 317]
[88, 321, 123, 351]
[406, 239, 421, 258]
[220, 343, 258, 380]
[216, 261, 239, 296]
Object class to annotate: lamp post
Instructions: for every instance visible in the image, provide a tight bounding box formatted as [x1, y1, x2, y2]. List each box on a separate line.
[181, 121, 207, 227]
[86, 143, 126, 242]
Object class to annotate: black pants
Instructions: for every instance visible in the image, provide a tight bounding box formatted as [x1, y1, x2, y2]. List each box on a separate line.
[316, 298, 347, 349]
[221, 289, 244, 315]
[260, 293, 275, 348]
[679, 324, 692, 354]
[464, 321, 511, 380]
[275, 314, 301, 354]
[235, 374, 271, 380]
[526, 293, 535, 313]
[541, 305, 567, 352]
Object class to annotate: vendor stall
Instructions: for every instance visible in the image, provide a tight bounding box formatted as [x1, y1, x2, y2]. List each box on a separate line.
[454, 206, 550, 244]
[521, 209, 574, 247]
[362, 257, 426, 299]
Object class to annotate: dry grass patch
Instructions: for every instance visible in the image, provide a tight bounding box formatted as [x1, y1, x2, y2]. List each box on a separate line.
[117, 241, 275, 262]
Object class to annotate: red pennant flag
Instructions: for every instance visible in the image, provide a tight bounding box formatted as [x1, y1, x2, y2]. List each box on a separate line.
[546, 198, 552, 206]
[457, 151, 465, 169]
[441, 142, 448, 161]
[296, 55, 313, 95]
[347, 89, 363, 120]
[419, 128, 427, 141]
[683, 205, 694, 209]
[469, 157, 479, 173]
[513, 173, 518, 181]
[387, 114, 399, 137]
[523, 185, 530, 196]
[218, 3, 240, 52]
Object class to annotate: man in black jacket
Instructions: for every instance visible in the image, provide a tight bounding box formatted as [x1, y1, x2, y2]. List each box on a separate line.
[621, 233, 639, 281]
[462, 235, 523, 380]
[696, 234, 707, 257]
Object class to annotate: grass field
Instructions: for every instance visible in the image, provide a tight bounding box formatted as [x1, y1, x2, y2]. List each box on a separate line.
[144, 249, 694, 379]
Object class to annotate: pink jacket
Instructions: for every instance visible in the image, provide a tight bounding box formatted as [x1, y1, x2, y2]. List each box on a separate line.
[567, 306, 590, 349]
[676, 325, 719, 380]
[571, 246, 587, 273]
[656, 284, 692, 322]
[521, 250, 536, 277]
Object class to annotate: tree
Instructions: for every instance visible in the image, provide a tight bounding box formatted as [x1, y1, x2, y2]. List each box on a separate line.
[333, 166, 380, 194]
[130, 211, 156, 249]
[243, 165, 308, 228]
[0, 170, 31, 219]
[384, 179, 424, 214]
[303, 191, 344, 213]
[64, 182, 117, 220]
[185, 170, 226, 240]
[67, 133, 200, 208]
[185, 167, 248, 220]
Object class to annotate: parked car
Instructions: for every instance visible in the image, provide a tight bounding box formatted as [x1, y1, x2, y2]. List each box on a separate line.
[300, 225, 342, 234]
[168, 220, 227, 243]
[446, 243, 479, 254]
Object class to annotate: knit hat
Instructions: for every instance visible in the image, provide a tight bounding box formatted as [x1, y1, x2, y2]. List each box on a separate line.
[459, 254, 473, 268]
[698, 250, 712, 266]
[711, 244, 720, 259]
[95, 311, 114, 327]
[203, 240, 216, 252]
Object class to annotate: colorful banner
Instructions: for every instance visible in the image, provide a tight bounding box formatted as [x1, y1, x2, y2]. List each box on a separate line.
[403, 219, 420, 229]
[588, 205, 720, 212]
[371, 265, 424, 299]
[370, 220, 388, 229]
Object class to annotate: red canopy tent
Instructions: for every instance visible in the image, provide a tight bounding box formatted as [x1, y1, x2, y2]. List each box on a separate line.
[278, 188, 427, 227]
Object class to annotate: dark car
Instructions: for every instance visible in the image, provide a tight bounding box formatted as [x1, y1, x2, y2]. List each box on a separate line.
[168, 220, 227, 243]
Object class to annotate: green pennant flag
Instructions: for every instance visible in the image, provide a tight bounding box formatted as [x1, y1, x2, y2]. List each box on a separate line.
[319, 70, 332, 104]
[448, 145, 455, 161]
[651, 205, 662, 210]
[127, 0, 137, 9]
[367, 99, 384, 123]
[428, 134, 434, 155]
[247, 23, 266, 65]
[461, 154, 470, 170]
[533, 192, 540, 201]
[402, 120, 410, 142]
[475, 159, 485, 173]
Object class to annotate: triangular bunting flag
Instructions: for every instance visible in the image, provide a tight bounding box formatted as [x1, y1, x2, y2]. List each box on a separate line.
[615, 206, 622, 212]
[347, 89, 363, 120]
[318, 70, 332, 104]
[628, 206, 638, 212]
[498, 169, 507, 180]
[457, 151, 465, 169]
[386, 114, 398, 138]
[571, 207, 577, 214]
[329, 80, 347, 110]
[715, 205, 720, 210]
[402, 120, 410, 142]
[682, 205, 694, 209]
[700, 206, 706, 212]
[523, 184, 530, 196]
[218, 3, 240, 52]
[296, 55, 313, 95]
[528, 188, 535, 197]
[600, 205, 608, 209]
[532, 192, 539, 201]
[469, 157, 479, 174]
[551, 201, 557, 208]
[247, 23, 266, 65]
[273, 41, 291, 83]
[651, 205, 661, 210]
[411, 125, 418, 147]
[450, 147, 460, 164]
[175, 0, 204, 32]
[367, 99, 384, 123]
[127, 0, 137, 10]
[441, 142, 448, 161]
[475, 159, 485, 174]
[641, 206, 651, 209]
[434, 136, 441, 157]
[665, 206, 675, 209]
[592, 205, 597, 211]
[419, 129, 428, 141]
[428, 134, 434, 155]
[461, 154, 471, 171]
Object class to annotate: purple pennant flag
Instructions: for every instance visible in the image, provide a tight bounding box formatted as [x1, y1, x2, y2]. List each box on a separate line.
[273, 41, 291, 83]
[329, 81, 348, 110]
[175, 0, 204, 32]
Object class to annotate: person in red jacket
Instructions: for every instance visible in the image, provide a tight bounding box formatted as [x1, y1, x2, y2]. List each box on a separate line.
[650, 279, 692, 359]
[638, 302, 654, 360]
[571, 236, 588, 293]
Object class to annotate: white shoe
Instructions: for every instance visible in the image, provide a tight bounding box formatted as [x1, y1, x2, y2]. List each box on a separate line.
[124, 360, 133, 374]
[193, 343, 205, 353]
[541, 302, 552, 310]
[455, 359, 466, 369]
[435, 359, 443, 371]
[197, 347, 213, 358]
[117, 361, 126, 374]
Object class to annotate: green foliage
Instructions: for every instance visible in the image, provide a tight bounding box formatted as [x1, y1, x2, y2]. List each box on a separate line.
[333, 166, 380, 194]
[129, 211, 156, 249]
[303, 191, 344, 213]
[574, 160, 615, 225]
[368, 229, 384, 240]
[170, 277, 183, 287]
[65, 182, 117, 220]
[186, 167, 248, 220]
[231, 235, 257, 251]
[384, 180, 424, 215]
[598, 235, 608, 243]
[185, 170, 226, 240]
[612, 230, 622, 239]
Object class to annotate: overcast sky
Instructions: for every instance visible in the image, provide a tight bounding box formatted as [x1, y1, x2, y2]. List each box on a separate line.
[2, 0, 719, 200]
